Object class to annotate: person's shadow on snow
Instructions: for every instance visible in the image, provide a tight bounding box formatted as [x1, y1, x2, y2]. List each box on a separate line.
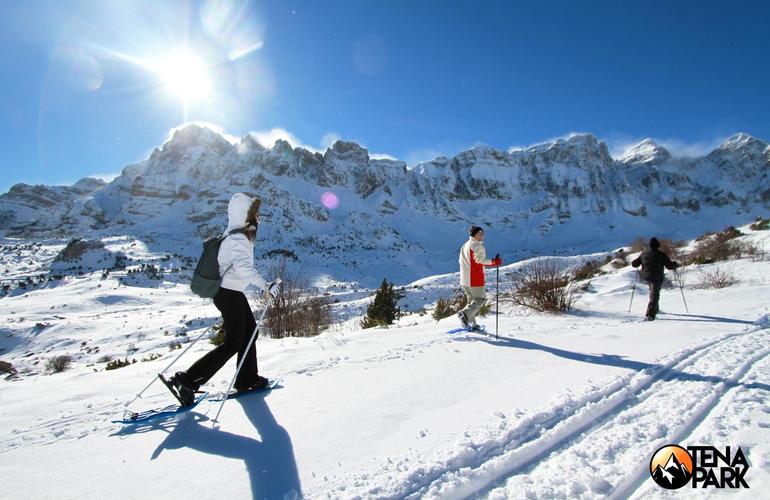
[150, 395, 302, 499]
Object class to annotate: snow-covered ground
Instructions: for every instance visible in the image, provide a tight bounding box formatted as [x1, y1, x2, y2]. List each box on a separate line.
[0, 225, 769, 499]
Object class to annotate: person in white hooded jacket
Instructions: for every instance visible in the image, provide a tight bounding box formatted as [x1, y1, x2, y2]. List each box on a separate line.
[170, 193, 277, 406]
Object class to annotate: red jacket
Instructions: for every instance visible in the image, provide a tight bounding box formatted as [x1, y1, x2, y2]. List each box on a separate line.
[459, 238, 495, 287]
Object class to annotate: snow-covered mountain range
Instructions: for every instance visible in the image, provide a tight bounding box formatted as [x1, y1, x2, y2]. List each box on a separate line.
[1, 126, 767, 284]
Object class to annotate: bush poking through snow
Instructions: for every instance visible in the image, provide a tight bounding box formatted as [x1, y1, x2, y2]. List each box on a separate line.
[209, 323, 225, 346]
[433, 292, 491, 321]
[361, 278, 404, 328]
[264, 259, 333, 338]
[46, 355, 72, 373]
[749, 216, 769, 231]
[745, 241, 767, 262]
[685, 226, 745, 265]
[0, 360, 18, 375]
[433, 293, 467, 321]
[571, 259, 606, 282]
[695, 267, 739, 289]
[506, 258, 581, 313]
[105, 358, 136, 370]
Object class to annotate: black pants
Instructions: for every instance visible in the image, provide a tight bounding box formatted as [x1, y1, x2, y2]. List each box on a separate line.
[646, 281, 662, 318]
[186, 287, 259, 391]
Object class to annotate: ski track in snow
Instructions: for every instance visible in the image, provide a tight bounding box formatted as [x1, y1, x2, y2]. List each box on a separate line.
[317, 324, 770, 499]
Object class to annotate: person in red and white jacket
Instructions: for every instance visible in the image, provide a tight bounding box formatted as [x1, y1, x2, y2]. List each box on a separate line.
[458, 225, 502, 330]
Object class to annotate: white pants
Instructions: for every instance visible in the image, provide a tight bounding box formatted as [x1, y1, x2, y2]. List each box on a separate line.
[461, 286, 487, 324]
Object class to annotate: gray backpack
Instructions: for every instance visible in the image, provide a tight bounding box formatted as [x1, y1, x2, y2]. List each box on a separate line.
[190, 228, 244, 298]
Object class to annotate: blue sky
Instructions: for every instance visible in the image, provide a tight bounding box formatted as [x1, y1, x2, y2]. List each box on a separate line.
[1, 0, 769, 193]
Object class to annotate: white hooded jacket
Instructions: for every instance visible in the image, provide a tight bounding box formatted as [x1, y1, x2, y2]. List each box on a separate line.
[218, 193, 267, 293]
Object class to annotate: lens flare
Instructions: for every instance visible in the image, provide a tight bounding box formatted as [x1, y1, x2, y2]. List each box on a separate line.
[320, 191, 339, 209]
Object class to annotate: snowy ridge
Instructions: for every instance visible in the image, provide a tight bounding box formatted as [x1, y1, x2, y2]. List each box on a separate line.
[0, 127, 767, 285]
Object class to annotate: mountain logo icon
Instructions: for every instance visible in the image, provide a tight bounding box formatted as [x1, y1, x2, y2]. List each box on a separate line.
[650, 444, 693, 489]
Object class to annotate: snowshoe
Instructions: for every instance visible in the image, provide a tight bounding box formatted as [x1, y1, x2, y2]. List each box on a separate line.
[209, 378, 282, 402]
[114, 392, 208, 425]
[235, 374, 270, 393]
[159, 372, 196, 407]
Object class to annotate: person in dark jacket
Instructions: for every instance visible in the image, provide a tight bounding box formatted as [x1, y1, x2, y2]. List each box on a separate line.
[631, 237, 680, 321]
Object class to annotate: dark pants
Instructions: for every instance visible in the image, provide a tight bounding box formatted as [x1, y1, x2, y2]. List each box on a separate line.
[646, 281, 662, 318]
[186, 287, 259, 391]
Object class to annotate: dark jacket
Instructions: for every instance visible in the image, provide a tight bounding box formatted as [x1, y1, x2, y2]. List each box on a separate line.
[632, 248, 678, 284]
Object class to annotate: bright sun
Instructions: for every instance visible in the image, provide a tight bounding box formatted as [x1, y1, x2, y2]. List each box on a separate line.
[157, 52, 212, 101]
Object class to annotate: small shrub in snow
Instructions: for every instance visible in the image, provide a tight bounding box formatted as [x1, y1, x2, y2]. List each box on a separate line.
[432, 293, 467, 321]
[695, 267, 739, 289]
[433, 293, 490, 320]
[141, 353, 162, 362]
[749, 216, 769, 231]
[264, 259, 334, 337]
[105, 358, 136, 370]
[571, 259, 605, 282]
[46, 355, 72, 373]
[506, 258, 581, 313]
[361, 278, 404, 328]
[209, 323, 226, 346]
[686, 227, 745, 265]
[744, 241, 767, 262]
[0, 360, 18, 375]
[686, 238, 740, 265]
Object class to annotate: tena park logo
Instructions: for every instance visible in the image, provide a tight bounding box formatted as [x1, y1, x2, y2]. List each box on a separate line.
[650, 444, 749, 490]
[650, 445, 693, 489]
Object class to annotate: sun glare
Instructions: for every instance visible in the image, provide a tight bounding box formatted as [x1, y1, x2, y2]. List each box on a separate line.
[157, 52, 212, 101]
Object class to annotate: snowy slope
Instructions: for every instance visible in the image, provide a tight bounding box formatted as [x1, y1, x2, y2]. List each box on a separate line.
[1, 224, 769, 499]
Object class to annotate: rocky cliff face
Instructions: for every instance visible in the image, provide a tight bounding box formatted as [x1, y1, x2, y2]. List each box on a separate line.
[1, 125, 767, 283]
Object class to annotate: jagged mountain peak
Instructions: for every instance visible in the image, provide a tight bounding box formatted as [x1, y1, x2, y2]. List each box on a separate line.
[149, 124, 233, 164]
[619, 138, 672, 166]
[324, 140, 369, 164]
[168, 124, 232, 148]
[70, 177, 107, 195]
[271, 138, 296, 154]
[565, 133, 599, 145]
[237, 133, 266, 154]
[717, 132, 767, 153]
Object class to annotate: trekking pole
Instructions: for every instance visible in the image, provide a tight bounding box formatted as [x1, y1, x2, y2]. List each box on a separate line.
[448, 285, 463, 304]
[675, 268, 689, 313]
[212, 279, 281, 427]
[628, 269, 639, 313]
[123, 324, 214, 408]
[496, 266, 500, 340]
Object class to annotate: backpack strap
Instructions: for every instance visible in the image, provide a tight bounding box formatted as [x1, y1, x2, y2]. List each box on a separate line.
[218, 227, 246, 279]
